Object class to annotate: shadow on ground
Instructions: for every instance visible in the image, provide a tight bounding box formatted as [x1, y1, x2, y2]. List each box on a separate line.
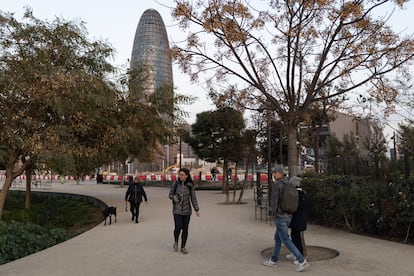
[261, 246, 339, 262]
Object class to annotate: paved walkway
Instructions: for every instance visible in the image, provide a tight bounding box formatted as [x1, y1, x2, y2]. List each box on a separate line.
[0, 182, 413, 276]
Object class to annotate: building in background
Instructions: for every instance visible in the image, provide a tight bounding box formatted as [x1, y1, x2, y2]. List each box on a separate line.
[105, 9, 198, 175]
[129, 9, 174, 173]
[130, 9, 173, 94]
[299, 111, 372, 173]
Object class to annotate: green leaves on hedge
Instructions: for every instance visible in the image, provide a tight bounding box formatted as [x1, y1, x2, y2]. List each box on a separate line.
[0, 221, 69, 264]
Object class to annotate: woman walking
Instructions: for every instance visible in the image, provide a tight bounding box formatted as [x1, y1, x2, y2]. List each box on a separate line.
[125, 175, 148, 223]
[169, 168, 200, 254]
[288, 176, 308, 258]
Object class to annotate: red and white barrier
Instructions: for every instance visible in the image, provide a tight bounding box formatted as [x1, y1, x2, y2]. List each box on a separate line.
[1, 173, 268, 182]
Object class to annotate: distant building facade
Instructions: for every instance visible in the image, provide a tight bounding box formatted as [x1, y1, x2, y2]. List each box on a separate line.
[299, 111, 372, 172]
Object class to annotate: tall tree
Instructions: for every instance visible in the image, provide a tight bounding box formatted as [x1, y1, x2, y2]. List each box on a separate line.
[324, 135, 344, 174]
[299, 101, 337, 173]
[0, 10, 117, 218]
[363, 121, 387, 179]
[107, 65, 174, 186]
[171, 0, 414, 176]
[398, 120, 414, 177]
[236, 128, 258, 204]
[185, 107, 245, 202]
[257, 119, 288, 166]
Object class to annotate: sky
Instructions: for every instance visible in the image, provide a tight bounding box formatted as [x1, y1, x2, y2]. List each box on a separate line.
[2, 0, 414, 148]
[1, 0, 214, 124]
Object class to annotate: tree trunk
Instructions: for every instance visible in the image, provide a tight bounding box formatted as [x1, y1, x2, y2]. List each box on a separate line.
[0, 153, 34, 220]
[287, 125, 298, 177]
[0, 177, 13, 219]
[237, 164, 248, 204]
[312, 127, 321, 173]
[375, 155, 380, 180]
[25, 170, 32, 210]
[404, 222, 411, 244]
[314, 146, 320, 173]
[120, 160, 126, 188]
[222, 162, 226, 193]
[223, 159, 229, 203]
[232, 163, 238, 203]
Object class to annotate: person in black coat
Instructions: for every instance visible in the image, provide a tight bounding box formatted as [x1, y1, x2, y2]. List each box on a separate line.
[125, 176, 148, 223]
[288, 176, 308, 255]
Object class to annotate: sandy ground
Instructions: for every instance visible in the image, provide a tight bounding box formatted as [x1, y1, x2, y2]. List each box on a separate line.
[0, 181, 413, 276]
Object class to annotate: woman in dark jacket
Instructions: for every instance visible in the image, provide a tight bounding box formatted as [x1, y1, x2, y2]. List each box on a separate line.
[125, 176, 148, 223]
[168, 168, 200, 254]
[288, 176, 308, 257]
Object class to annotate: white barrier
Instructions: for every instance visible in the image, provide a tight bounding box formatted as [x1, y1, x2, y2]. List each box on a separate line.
[0, 173, 263, 182]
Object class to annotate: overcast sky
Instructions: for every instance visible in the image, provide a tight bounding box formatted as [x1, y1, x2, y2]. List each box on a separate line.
[1, 0, 213, 124]
[2, 0, 413, 147]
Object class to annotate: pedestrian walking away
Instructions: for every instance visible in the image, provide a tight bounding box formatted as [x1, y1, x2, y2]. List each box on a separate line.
[263, 165, 309, 272]
[169, 168, 200, 254]
[287, 176, 308, 264]
[125, 175, 148, 223]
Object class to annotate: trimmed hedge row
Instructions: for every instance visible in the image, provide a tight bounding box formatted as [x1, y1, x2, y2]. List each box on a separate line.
[301, 175, 414, 243]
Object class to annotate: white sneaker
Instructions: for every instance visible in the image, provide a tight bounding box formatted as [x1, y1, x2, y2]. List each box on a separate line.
[263, 258, 278, 267]
[286, 253, 297, 261]
[296, 259, 309, 272]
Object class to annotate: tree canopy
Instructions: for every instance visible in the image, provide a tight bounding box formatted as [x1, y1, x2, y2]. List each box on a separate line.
[185, 107, 245, 163]
[184, 107, 245, 202]
[0, 9, 121, 217]
[171, 0, 414, 175]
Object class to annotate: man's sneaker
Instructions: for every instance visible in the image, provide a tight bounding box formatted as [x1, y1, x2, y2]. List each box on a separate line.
[286, 253, 297, 261]
[293, 260, 300, 265]
[296, 259, 309, 272]
[263, 258, 278, 267]
[173, 242, 178, 252]
[181, 248, 188, 254]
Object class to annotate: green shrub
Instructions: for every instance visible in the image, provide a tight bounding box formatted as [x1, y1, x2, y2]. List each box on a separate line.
[301, 175, 414, 243]
[3, 191, 102, 235]
[0, 221, 69, 264]
[0, 191, 102, 264]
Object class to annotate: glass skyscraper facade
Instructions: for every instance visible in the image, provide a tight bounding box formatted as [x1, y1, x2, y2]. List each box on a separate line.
[130, 9, 173, 94]
[129, 9, 175, 172]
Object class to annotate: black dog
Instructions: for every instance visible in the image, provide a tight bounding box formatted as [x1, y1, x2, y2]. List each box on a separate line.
[103, 206, 117, 225]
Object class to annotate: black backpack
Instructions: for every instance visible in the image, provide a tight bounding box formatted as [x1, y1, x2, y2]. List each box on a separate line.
[279, 180, 299, 214]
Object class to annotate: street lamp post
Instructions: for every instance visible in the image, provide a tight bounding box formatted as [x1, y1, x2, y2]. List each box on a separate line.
[179, 136, 182, 169]
[267, 110, 272, 187]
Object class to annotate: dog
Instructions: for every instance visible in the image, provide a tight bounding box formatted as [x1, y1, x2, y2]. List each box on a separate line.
[103, 206, 117, 225]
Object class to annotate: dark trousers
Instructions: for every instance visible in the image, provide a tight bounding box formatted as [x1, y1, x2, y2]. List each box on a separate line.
[291, 229, 303, 254]
[173, 214, 191, 248]
[130, 201, 141, 222]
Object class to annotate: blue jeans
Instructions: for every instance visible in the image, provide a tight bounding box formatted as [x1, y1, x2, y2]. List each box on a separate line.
[271, 216, 305, 263]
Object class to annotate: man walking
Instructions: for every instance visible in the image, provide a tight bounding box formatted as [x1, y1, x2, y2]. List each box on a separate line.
[263, 165, 309, 272]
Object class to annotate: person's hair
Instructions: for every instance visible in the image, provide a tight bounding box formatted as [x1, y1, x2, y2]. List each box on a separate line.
[179, 168, 193, 184]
